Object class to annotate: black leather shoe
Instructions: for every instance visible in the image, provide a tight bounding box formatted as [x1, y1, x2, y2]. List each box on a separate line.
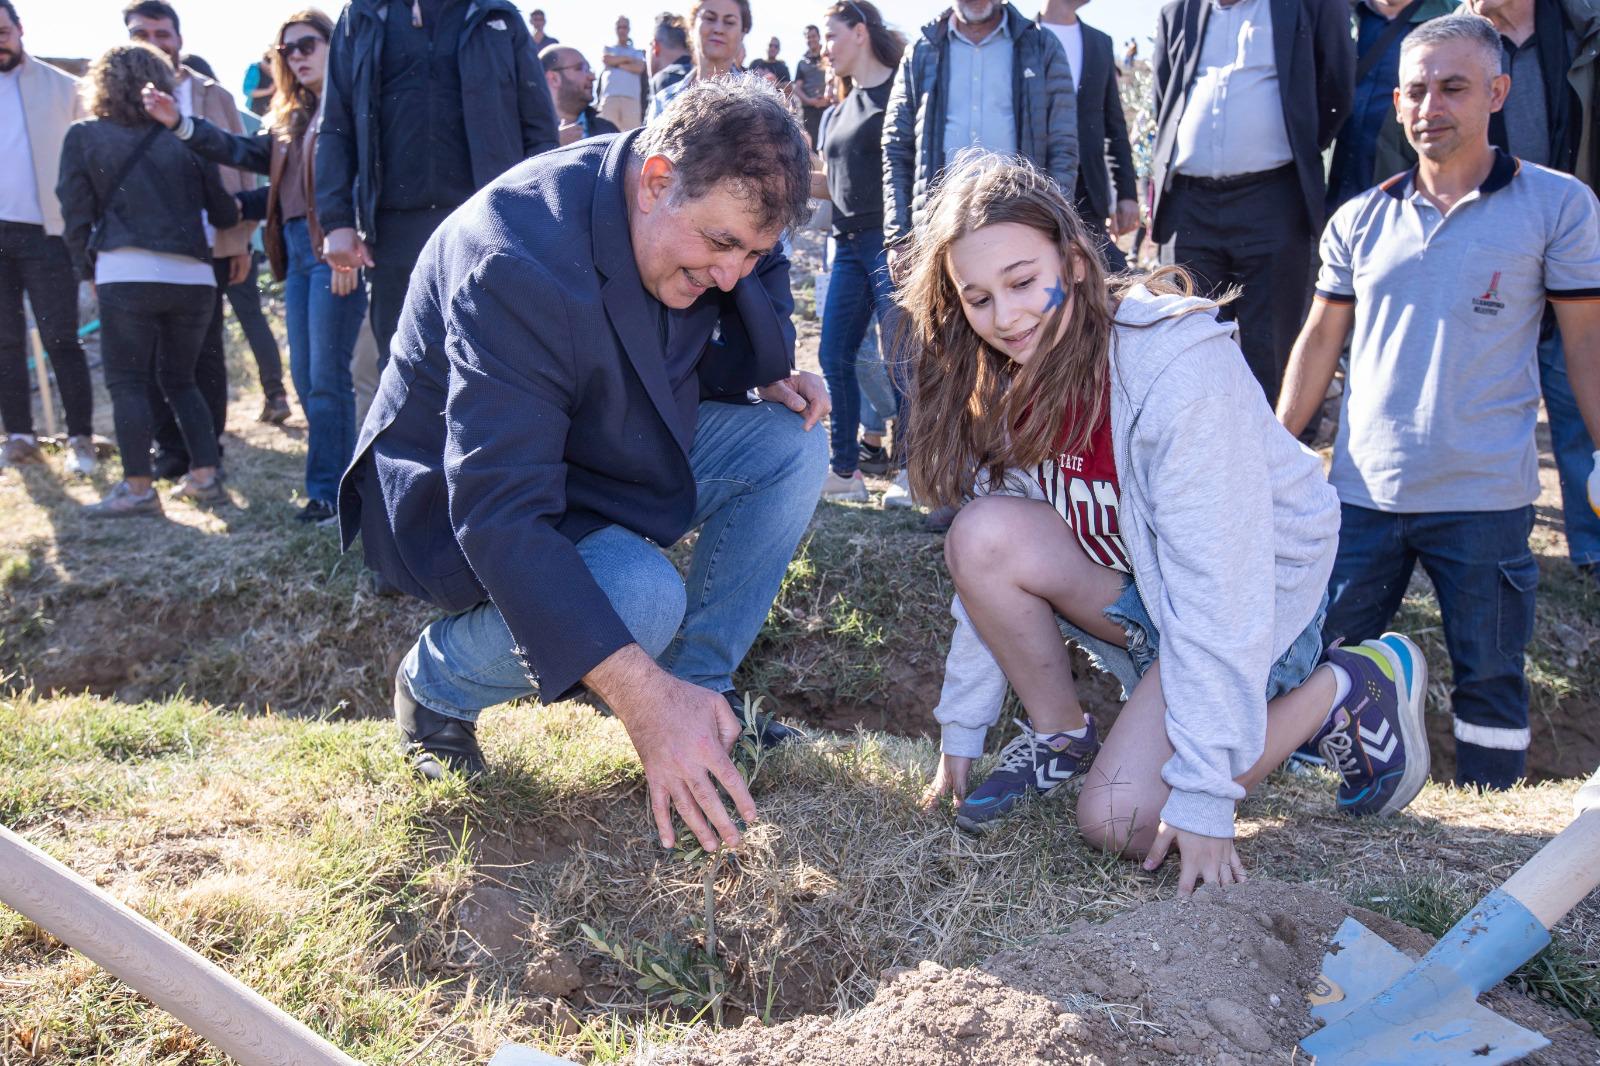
[723, 690, 797, 750]
[394, 668, 486, 780]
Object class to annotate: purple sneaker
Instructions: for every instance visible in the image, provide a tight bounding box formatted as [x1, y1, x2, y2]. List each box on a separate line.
[1313, 634, 1430, 817]
[956, 716, 1099, 833]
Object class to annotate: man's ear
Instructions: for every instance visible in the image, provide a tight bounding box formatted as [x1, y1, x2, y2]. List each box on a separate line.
[636, 154, 676, 214]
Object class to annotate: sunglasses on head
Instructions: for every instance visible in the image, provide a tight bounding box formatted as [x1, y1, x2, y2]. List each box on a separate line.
[277, 36, 325, 59]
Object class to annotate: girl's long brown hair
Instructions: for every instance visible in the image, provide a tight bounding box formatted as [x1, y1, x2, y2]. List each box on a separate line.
[265, 8, 333, 142]
[896, 152, 1210, 509]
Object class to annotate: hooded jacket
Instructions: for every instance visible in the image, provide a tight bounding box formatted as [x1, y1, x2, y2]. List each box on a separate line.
[881, 4, 1079, 245]
[931, 286, 1340, 839]
[314, 0, 558, 247]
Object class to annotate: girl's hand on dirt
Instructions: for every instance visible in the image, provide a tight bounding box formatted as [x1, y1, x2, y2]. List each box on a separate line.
[920, 753, 972, 811]
[1142, 821, 1247, 897]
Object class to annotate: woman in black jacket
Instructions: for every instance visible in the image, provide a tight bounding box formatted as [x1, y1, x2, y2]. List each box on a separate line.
[144, 7, 366, 527]
[57, 42, 238, 517]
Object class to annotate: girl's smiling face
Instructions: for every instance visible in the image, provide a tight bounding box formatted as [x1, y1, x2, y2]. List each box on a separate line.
[946, 221, 1075, 366]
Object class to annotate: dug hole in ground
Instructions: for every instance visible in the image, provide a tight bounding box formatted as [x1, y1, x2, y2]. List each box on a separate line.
[1, 231, 1599, 1063]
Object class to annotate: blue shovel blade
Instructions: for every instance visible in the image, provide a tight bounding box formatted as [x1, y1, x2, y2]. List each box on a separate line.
[1301, 915, 1549, 1065]
[1302, 994, 1549, 1065]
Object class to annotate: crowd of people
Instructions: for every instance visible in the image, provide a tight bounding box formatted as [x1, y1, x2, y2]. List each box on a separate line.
[1, 0, 1597, 894]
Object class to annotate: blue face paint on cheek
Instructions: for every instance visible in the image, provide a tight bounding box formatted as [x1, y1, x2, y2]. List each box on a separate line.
[1044, 279, 1068, 312]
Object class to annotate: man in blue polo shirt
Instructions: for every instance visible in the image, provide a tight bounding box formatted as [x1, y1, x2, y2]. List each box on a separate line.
[1278, 13, 1600, 790]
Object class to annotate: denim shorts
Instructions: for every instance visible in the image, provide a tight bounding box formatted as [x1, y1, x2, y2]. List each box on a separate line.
[1080, 576, 1328, 701]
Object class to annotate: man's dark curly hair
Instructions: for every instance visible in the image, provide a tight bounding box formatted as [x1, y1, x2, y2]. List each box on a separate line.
[122, 0, 180, 33]
[84, 42, 175, 126]
[640, 75, 811, 234]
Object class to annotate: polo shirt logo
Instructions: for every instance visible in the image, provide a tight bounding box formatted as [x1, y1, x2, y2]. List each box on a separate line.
[1472, 271, 1506, 316]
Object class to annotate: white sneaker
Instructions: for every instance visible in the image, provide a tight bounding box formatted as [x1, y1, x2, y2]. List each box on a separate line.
[882, 470, 916, 509]
[820, 469, 868, 502]
[65, 435, 99, 477]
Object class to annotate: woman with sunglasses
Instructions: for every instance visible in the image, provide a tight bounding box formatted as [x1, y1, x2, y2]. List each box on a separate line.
[648, 0, 750, 120]
[143, 8, 367, 527]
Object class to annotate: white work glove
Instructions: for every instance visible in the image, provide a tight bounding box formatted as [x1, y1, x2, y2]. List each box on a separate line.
[1590, 449, 1600, 519]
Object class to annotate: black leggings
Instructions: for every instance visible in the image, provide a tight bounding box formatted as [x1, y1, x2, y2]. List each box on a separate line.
[98, 281, 219, 478]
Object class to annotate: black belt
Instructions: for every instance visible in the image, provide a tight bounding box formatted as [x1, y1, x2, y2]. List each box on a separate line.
[1173, 163, 1295, 191]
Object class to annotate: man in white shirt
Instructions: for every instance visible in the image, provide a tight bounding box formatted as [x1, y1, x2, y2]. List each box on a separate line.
[598, 15, 647, 131]
[1148, 0, 1354, 406]
[0, 0, 97, 474]
[1039, 0, 1139, 270]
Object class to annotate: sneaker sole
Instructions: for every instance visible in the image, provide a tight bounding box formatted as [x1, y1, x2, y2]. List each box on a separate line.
[1369, 633, 1431, 817]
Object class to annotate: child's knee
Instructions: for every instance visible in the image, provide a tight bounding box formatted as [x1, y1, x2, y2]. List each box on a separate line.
[944, 497, 1013, 582]
[1076, 789, 1157, 859]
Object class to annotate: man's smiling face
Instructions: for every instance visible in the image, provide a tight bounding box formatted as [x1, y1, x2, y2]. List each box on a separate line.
[630, 157, 782, 308]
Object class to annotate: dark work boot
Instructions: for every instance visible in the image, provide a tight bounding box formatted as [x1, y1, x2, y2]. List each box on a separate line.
[722, 691, 797, 751]
[394, 667, 486, 780]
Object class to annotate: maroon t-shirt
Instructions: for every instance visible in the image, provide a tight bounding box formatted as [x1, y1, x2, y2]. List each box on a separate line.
[1035, 385, 1130, 573]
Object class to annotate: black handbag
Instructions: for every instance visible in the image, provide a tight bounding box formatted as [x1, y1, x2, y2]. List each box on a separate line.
[86, 123, 165, 263]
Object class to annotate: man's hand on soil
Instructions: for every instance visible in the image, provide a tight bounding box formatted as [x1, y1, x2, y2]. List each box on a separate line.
[758, 371, 830, 431]
[919, 753, 972, 810]
[1143, 821, 1247, 897]
[587, 645, 757, 852]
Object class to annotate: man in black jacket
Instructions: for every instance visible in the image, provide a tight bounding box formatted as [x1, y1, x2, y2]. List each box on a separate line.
[1149, 0, 1354, 404]
[340, 79, 829, 852]
[1039, 0, 1138, 270]
[316, 0, 558, 369]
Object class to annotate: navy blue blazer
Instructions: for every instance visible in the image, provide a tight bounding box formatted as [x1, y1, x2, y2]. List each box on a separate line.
[338, 131, 795, 699]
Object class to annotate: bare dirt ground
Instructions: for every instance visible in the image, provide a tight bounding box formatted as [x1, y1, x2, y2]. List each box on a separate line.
[640, 880, 1598, 1065]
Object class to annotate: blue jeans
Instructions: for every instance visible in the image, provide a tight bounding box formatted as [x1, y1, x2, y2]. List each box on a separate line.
[283, 219, 368, 504]
[1538, 326, 1600, 567]
[855, 312, 897, 438]
[403, 400, 829, 719]
[1323, 503, 1537, 789]
[818, 229, 901, 475]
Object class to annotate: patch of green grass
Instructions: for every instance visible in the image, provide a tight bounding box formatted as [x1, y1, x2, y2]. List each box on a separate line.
[1352, 877, 1600, 1033]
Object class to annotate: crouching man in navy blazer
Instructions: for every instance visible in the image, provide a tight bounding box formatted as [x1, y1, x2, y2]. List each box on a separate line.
[338, 78, 829, 854]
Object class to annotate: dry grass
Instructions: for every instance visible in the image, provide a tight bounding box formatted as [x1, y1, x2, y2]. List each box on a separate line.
[2, 691, 1596, 1065]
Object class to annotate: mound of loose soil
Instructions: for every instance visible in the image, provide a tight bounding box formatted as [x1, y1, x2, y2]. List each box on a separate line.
[640, 880, 1598, 1065]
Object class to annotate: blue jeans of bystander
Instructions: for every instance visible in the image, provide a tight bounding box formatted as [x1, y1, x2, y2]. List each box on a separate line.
[818, 229, 900, 476]
[1538, 326, 1600, 568]
[283, 219, 369, 505]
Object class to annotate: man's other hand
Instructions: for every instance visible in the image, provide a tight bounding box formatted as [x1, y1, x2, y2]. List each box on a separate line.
[587, 646, 758, 852]
[1112, 199, 1140, 238]
[1589, 449, 1600, 518]
[323, 227, 375, 272]
[227, 253, 252, 287]
[758, 371, 830, 431]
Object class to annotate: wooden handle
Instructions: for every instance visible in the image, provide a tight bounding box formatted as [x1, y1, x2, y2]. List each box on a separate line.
[0, 826, 363, 1066]
[1501, 806, 1600, 929]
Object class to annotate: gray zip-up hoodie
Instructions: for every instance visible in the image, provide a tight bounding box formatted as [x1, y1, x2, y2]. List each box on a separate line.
[932, 285, 1340, 839]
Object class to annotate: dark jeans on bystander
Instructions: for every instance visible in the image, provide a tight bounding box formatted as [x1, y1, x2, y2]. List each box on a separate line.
[149, 257, 230, 474]
[1160, 166, 1312, 406]
[98, 281, 220, 479]
[226, 252, 285, 401]
[1322, 503, 1537, 790]
[818, 228, 902, 477]
[369, 207, 453, 370]
[0, 222, 94, 438]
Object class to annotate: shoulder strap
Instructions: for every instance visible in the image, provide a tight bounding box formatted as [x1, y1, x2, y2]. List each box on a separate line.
[95, 124, 166, 229]
[1355, 1, 1426, 86]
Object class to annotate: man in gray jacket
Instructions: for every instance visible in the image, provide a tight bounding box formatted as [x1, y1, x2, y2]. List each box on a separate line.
[881, 0, 1078, 249]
